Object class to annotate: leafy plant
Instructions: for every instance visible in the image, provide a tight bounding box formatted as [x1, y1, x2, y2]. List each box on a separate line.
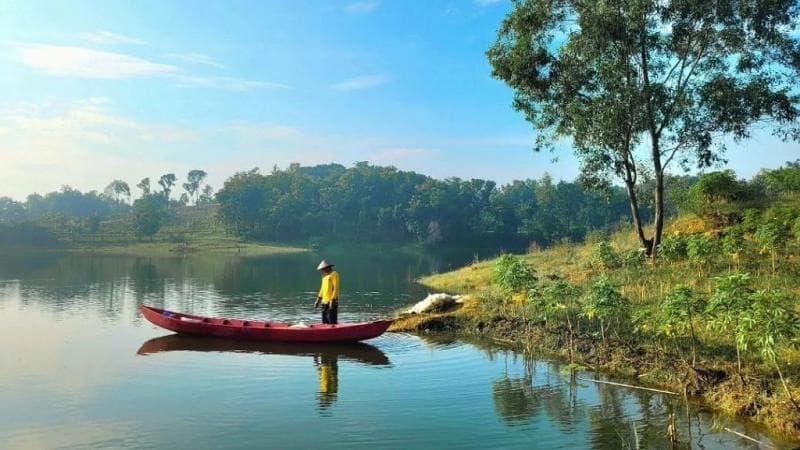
[658, 235, 687, 262]
[542, 280, 583, 361]
[706, 273, 753, 373]
[493, 254, 538, 295]
[658, 286, 706, 366]
[582, 274, 629, 342]
[590, 241, 620, 269]
[739, 289, 800, 410]
[755, 221, 789, 274]
[794, 217, 800, 243]
[721, 230, 746, 271]
[622, 248, 646, 268]
[686, 234, 717, 272]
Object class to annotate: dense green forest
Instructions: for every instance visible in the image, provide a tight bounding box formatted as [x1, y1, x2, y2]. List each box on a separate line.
[2, 161, 798, 251]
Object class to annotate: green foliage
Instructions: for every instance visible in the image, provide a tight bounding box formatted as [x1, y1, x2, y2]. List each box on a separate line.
[706, 273, 753, 371]
[721, 229, 746, 269]
[659, 286, 706, 365]
[0, 222, 59, 247]
[621, 248, 646, 268]
[688, 171, 749, 221]
[137, 178, 151, 197]
[487, 0, 800, 259]
[659, 286, 705, 336]
[215, 163, 635, 246]
[794, 217, 800, 242]
[755, 221, 790, 272]
[103, 180, 131, 204]
[0, 197, 26, 224]
[582, 274, 629, 341]
[760, 160, 800, 194]
[493, 254, 538, 295]
[658, 235, 687, 262]
[686, 234, 717, 269]
[132, 194, 170, 240]
[183, 169, 208, 205]
[739, 289, 800, 364]
[590, 241, 620, 269]
[158, 173, 177, 197]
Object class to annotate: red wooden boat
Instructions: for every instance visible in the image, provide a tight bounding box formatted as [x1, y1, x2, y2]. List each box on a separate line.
[139, 305, 393, 343]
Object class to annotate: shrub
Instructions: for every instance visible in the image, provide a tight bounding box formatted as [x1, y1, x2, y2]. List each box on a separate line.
[582, 274, 629, 342]
[590, 241, 620, 269]
[686, 234, 717, 269]
[706, 272, 753, 372]
[493, 254, 538, 295]
[659, 286, 706, 366]
[721, 229, 746, 270]
[622, 248, 646, 268]
[794, 217, 800, 242]
[659, 235, 687, 262]
[755, 221, 789, 273]
[688, 170, 748, 222]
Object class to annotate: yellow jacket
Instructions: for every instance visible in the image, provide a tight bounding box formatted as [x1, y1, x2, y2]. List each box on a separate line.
[318, 271, 340, 304]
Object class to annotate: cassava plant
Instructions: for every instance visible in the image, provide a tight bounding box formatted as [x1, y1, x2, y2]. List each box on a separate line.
[542, 280, 583, 362]
[659, 286, 706, 367]
[755, 221, 789, 275]
[582, 274, 629, 343]
[739, 289, 800, 411]
[706, 273, 753, 374]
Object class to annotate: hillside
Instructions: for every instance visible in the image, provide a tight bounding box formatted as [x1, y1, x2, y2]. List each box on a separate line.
[398, 194, 800, 439]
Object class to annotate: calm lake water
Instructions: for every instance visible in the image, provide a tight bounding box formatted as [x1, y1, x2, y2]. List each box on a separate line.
[0, 249, 793, 449]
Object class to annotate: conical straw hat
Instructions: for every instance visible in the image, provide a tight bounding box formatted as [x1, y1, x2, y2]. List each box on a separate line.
[316, 260, 335, 270]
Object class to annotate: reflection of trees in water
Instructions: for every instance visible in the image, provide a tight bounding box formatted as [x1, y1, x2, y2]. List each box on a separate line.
[587, 382, 694, 449]
[315, 353, 339, 412]
[130, 258, 164, 306]
[484, 347, 703, 449]
[492, 357, 585, 428]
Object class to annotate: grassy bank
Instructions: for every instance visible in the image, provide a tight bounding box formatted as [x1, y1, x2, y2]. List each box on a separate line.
[65, 239, 307, 257]
[0, 237, 307, 257]
[393, 199, 800, 440]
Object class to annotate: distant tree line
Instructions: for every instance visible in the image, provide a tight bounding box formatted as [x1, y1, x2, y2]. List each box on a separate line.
[215, 162, 638, 248]
[3, 161, 798, 249]
[0, 170, 214, 244]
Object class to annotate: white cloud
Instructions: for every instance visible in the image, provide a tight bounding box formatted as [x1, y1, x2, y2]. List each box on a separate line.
[344, 1, 380, 15]
[331, 74, 388, 91]
[13, 43, 289, 90]
[79, 30, 144, 45]
[174, 75, 291, 91]
[0, 99, 199, 199]
[0, 99, 325, 200]
[17, 44, 178, 79]
[474, 0, 502, 6]
[165, 52, 223, 68]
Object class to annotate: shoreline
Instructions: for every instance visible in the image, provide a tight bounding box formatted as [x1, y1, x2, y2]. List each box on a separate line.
[389, 294, 800, 442]
[0, 240, 308, 257]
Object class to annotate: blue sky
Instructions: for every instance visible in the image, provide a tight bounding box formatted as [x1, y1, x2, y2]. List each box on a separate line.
[0, 0, 796, 200]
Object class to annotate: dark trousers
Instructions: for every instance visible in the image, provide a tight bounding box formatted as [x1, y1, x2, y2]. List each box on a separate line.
[321, 302, 338, 324]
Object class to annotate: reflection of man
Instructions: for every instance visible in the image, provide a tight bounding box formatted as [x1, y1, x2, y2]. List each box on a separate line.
[315, 353, 339, 410]
[314, 260, 340, 324]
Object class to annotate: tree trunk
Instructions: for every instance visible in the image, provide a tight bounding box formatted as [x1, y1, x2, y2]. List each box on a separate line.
[651, 167, 665, 258]
[625, 179, 651, 254]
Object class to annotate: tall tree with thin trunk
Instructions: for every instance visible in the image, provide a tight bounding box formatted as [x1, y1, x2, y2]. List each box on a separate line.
[137, 177, 150, 198]
[158, 173, 177, 198]
[183, 169, 207, 205]
[488, 0, 800, 256]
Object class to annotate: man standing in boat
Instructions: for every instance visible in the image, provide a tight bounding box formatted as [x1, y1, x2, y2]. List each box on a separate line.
[314, 260, 340, 324]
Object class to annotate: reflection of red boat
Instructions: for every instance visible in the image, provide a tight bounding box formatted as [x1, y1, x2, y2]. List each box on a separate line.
[136, 334, 391, 366]
[139, 305, 393, 343]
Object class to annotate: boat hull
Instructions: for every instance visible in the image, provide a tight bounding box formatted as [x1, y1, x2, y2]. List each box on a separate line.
[139, 305, 393, 343]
